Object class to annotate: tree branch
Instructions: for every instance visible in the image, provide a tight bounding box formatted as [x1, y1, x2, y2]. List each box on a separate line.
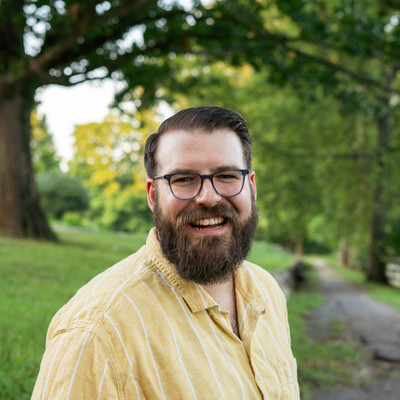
[382, 0, 400, 10]
[188, 8, 400, 96]
[19, 0, 169, 83]
[283, 44, 400, 95]
[32, 37, 174, 88]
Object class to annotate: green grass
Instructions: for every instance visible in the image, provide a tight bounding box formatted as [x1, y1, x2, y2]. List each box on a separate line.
[0, 228, 378, 400]
[0, 227, 295, 399]
[320, 254, 400, 311]
[288, 266, 363, 399]
[0, 227, 147, 399]
[248, 240, 295, 273]
[2, 227, 371, 399]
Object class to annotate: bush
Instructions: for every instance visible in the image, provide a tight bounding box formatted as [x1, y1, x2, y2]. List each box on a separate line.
[36, 171, 90, 219]
[91, 185, 153, 233]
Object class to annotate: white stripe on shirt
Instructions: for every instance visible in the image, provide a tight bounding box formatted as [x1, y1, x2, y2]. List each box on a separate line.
[255, 332, 281, 400]
[243, 263, 289, 346]
[141, 280, 198, 400]
[259, 319, 295, 398]
[66, 329, 91, 400]
[97, 358, 109, 400]
[195, 285, 246, 400]
[122, 291, 167, 400]
[75, 272, 109, 323]
[40, 331, 68, 400]
[158, 271, 227, 400]
[105, 259, 148, 311]
[239, 303, 251, 333]
[105, 313, 141, 399]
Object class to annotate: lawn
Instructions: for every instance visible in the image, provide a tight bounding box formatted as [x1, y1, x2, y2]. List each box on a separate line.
[0, 228, 147, 399]
[1, 227, 297, 399]
[0, 227, 367, 399]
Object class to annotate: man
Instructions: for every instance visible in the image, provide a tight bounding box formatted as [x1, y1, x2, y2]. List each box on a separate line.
[32, 106, 299, 399]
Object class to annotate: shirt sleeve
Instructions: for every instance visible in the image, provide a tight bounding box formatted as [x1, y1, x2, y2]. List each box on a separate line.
[31, 327, 122, 400]
[281, 290, 292, 345]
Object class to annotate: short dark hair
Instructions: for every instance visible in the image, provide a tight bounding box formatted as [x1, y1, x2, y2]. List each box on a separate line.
[144, 106, 252, 177]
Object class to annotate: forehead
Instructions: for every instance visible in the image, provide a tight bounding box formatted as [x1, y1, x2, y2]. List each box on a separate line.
[156, 129, 245, 173]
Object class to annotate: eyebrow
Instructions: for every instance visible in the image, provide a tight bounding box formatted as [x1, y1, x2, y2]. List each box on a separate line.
[164, 165, 243, 175]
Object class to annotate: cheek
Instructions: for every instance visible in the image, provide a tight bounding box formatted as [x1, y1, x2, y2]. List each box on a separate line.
[157, 190, 187, 220]
[232, 192, 253, 219]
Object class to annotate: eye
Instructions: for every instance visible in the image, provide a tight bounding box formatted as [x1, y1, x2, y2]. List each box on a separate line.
[171, 174, 198, 185]
[215, 171, 241, 181]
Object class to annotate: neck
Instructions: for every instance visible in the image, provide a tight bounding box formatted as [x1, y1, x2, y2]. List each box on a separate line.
[201, 276, 240, 337]
[201, 277, 234, 303]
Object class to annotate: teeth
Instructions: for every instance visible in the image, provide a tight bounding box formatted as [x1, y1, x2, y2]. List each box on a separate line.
[192, 217, 224, 226]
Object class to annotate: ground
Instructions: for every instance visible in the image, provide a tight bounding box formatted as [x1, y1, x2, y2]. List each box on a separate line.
[308, 260, 400, 400]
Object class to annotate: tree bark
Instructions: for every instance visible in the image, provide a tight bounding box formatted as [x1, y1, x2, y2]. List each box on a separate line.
[366, 110, 390, 283]
[338, 237, 350, 268]
[0, 93, 57, 240]
[294, 236, 303, 261]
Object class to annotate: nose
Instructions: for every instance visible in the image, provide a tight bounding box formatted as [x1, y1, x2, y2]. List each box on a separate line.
[195, 177, 222, 206]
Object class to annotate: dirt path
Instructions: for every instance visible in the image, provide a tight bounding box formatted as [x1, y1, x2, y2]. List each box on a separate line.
[307, 259, 400, 400]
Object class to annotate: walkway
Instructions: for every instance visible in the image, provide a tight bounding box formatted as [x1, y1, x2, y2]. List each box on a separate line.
[308, 259, 400, 400]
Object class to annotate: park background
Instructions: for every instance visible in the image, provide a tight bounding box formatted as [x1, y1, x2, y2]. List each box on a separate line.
[1, 0, 400, 398]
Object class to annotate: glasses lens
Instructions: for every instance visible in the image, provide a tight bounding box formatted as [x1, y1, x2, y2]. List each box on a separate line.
[168, 170, 246, 199]
[213, 170, 245, 197]
[170, 173, 201, 199]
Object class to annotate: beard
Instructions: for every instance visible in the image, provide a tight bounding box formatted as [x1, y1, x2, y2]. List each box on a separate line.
[153, 194, 258, 285]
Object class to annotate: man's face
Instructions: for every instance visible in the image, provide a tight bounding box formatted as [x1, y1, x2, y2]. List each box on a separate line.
[146, 129, 258, 284]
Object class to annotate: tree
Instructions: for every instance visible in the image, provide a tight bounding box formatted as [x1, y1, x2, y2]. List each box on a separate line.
[195, 0, 400, 283]
[270, 0, 400, 283]
[0, 0, 265, 239]
[69, 111, 156, 232]
[36, 171, 89, 219]
[164, 61, 367, 259]
[31, 110, 60, 172]
[138, 0, 400, 282]
[0, 0, 173, 239]
[3, 0, 398, 283]
[126, 0, 400, 282]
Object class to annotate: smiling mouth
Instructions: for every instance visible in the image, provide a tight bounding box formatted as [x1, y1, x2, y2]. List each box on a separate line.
[190, 217, 226, 230]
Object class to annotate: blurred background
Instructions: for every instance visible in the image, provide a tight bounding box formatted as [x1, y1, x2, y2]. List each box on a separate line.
[1, 0, 400, 399]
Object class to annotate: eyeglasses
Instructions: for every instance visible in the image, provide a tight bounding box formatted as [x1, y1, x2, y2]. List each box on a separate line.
[154, 169, 250, 200]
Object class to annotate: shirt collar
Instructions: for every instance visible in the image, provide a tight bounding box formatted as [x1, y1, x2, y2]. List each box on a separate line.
[234, 263, 267, 313]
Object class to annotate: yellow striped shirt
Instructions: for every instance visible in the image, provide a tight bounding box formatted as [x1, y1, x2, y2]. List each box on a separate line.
[32, 228, 299, 399]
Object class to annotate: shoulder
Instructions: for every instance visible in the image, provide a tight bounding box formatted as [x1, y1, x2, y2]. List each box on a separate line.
[47, 243, 154, 339]
[240, 260, 288, 306]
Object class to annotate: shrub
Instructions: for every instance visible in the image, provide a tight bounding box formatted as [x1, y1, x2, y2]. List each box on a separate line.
[36, 171, 90, 219]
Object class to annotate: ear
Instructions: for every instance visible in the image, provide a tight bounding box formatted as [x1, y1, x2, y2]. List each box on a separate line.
[249, 171, 257, 200]
[146, 178, 156, 213]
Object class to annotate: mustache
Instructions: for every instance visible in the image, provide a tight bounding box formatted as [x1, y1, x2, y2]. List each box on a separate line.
[176, 205, 240, 228]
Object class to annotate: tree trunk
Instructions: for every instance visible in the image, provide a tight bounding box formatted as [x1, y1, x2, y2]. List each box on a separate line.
[366, 109, 390, 283]
[367, 188, 388, 282]
[0, 93, 57, 240]
[294, 236, 303, 261]
[338, 237, 350, 268]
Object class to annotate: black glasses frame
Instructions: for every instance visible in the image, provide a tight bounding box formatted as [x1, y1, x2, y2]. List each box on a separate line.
[154, 169, 250, 200]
